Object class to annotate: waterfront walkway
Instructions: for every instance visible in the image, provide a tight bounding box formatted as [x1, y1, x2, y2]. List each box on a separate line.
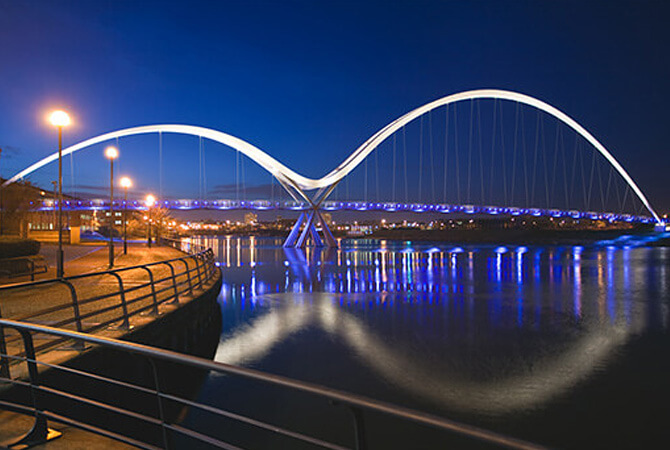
[0, 243, 219, 448]
[0, 243, 191, 321]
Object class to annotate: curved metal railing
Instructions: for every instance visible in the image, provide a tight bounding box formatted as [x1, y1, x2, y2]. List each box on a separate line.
[0, 247, 219, 365]
[0, 319, 544, 450]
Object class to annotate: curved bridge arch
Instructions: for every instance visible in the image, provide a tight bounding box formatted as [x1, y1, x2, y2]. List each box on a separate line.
[316, 89, 661, 223]
[2, 89, 661, 226]
[0, 124, 315, 202]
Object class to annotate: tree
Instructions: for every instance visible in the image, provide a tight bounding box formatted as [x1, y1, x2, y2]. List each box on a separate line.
[0, 180, 41, 237]
[124, 206, 176, 240]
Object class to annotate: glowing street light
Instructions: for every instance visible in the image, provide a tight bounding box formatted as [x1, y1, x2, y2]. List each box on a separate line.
[119, 176, 132, 255]
[105, 146, 119, 160]
[105, 146, 119, 268]
[49, 110, 70, 278]
[145, 194, 155, 248]
[49, 110, 71, 128]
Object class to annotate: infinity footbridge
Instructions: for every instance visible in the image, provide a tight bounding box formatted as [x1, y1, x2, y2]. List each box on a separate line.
[3, 89, 663, 247]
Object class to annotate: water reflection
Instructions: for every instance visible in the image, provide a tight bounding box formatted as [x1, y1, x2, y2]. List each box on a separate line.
[193, 236, 670, 417]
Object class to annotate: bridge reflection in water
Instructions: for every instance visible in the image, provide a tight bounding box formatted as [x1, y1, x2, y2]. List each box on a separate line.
[184, 236, 670, 448]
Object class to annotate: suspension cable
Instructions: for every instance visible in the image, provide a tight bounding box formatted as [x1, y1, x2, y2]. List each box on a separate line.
[510, 102, 519, 204]
[375, 140, 380, 202]
[429, 110, 436, 203]
[454, 103, 460, 204]
[489, 99, 497, 203]
[530, 110, 540, 206]
[392, 133, 397, 203]
[443, 104, 449, 203]
[418, 114, 423, 201]
[499, 100, 508, 207]
[467, 99, 473, 203]
[403, 126, 408, 203]
[587, 142, 597, 211]
[520, 106, 529, 207]
[158, 132, 163, 199]
[477, 100, 485, 205]
[550, 120, 560, 208]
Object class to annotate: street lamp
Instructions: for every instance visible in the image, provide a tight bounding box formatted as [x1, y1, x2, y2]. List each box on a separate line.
[49, 110, 70, 278]
[119, 176, 132, 255]
[105, 146, 119, 268]
[145, 194, 155, 248]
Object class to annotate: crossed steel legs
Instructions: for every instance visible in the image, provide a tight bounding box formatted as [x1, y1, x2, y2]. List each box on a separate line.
[283, 208, 337, 248]
[276, 176, 339, 248]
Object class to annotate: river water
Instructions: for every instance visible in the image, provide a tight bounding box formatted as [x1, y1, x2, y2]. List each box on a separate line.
[183, 236, 670, 449]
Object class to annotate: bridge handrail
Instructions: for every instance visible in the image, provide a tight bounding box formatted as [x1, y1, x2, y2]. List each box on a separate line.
[31, 199, 656, 224]
[0, 247, 219, 359]
[0, 319, 544, 450]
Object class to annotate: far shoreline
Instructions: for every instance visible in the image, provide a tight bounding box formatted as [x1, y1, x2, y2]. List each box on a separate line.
[183, 225, 670, 247]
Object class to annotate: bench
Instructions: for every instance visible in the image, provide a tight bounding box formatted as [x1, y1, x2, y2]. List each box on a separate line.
[0, 255, 48, 281]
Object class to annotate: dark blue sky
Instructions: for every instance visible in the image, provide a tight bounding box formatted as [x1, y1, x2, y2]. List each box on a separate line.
[1, 1, 669, 210]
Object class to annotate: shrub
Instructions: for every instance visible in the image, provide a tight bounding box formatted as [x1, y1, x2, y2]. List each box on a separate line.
[0, 238, 41, 258]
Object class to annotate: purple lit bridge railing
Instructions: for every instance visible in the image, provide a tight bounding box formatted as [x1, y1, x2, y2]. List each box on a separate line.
[30, 198, 655, 224]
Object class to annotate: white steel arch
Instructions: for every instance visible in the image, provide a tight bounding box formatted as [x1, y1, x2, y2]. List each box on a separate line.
[317, 89, 661, 223]
[0, 124, 314, 195]
[2, 90, 661, 222]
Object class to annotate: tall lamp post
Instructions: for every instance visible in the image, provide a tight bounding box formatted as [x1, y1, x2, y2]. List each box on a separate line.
[146, 194, 155, 248]
[119, 177, 132, 255]
[105, 146, 119, 268]
[49, 110, 70, 278]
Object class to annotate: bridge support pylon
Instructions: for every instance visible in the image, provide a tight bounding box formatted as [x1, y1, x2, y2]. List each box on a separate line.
[283, 207, 337, 248]
[277, 177, 338, 248]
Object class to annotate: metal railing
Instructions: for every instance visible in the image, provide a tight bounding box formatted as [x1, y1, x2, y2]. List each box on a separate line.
[0, 247, 219, 371]
[0, 319, 544, 450]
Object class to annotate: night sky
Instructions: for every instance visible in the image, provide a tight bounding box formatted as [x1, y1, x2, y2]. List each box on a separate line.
[1, 1, 669, 210]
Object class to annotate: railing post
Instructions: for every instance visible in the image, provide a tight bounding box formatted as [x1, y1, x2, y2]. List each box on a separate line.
[178, 259, 194, 296]
[4, 329, 62, 447]
[206, 250, 216, 279]
[350, 406, 367, 450]
[107, 272, 131, 329]
[0, 310, 10, 379]
[198, 252, 208, 281]
[191, 255, 203, 289]
[148, 358, 170, 450]
[57, 279, 87, 351]
[162, 261, 180, 304]
[332, 401, 367, 450]
[140, 267, 160, 316]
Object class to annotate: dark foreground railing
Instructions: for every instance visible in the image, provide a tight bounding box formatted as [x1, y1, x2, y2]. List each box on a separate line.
[0, 247, 218, 367]
[0, 319, 544, 450]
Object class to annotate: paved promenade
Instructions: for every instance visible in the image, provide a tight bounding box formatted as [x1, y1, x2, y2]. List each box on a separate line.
[1, 242, 190, 312]
[0, 242, 218, 448]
